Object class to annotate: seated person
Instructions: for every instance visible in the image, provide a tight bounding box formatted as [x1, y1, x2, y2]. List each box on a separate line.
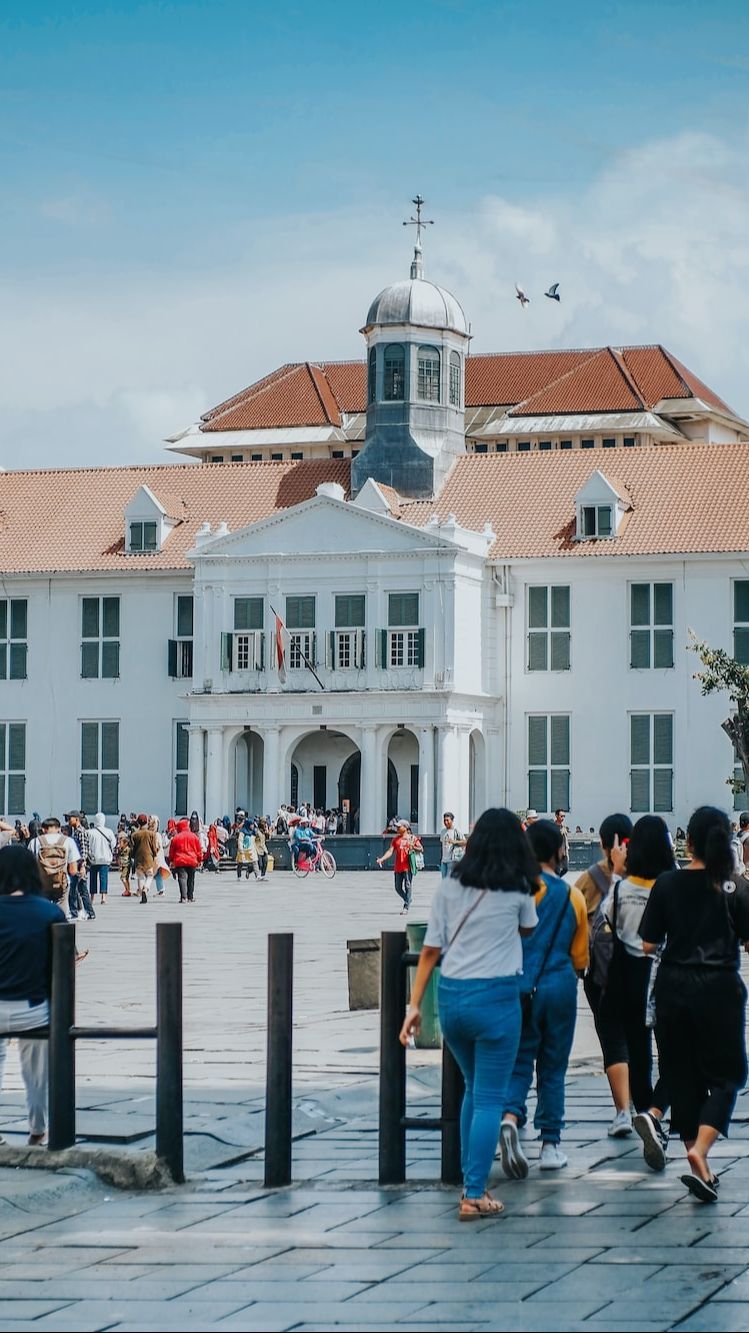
[291, 818, 318, 865]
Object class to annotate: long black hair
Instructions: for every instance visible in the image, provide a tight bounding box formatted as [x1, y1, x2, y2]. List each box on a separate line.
[0, 845, 44, 897]
[687, 805, 734, 890]
[454, 807, 538, 894]
[624, 815, 675, 880]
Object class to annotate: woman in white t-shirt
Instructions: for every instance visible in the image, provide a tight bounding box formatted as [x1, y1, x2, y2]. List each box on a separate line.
[400, 808, 538, 1220]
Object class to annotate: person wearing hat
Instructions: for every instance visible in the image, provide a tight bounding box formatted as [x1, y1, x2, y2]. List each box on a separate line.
[523, 809, 539, 831]
[291, 817, 317, 869]
[377, 821, 423, 913]
[65, 812, 95, 921]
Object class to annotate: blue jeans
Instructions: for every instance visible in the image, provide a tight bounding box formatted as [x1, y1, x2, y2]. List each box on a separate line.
[438, 974, 522, 1198]
[89, 864, 109, 897]
[68, 873, 94, 919]
[505, 967, 578, 1143]
[440, 862, 452, 879]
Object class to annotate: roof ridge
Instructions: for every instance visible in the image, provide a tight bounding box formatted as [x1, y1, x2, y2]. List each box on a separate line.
[605, 347, 646, 409]
[201, 362, 303, 425]
[508, 348, 607, 414]
[656, 344, 694, 399]
[307, 362, 341, 425]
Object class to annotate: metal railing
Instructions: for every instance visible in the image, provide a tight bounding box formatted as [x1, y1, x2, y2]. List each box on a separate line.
[378, 930, 463, 1186]
[1, 921, 184, 1182]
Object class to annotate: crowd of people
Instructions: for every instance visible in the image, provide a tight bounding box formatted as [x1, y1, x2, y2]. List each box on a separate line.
[402, 803, 749, 1218]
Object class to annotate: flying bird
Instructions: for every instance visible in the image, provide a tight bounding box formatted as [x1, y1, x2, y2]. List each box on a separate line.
[545, 282, 561, 302]
[515, 284, 530, 308]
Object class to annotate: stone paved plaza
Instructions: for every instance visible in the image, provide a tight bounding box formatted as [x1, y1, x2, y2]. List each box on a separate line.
[0, 869, 748, 1332]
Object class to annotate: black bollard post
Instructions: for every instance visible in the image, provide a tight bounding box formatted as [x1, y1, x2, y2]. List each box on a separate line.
[440, 1039, 464, 1185]
[155, 922, 184, 1183]
[48, 923, 76, 1150]
[264, 932, 293, 1188]
[378, 931, 407, 1185]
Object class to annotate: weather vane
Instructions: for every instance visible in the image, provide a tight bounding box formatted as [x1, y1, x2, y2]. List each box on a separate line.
[403, 195, 434, 246]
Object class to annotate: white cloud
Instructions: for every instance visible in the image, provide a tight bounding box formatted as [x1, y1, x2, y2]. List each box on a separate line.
[2, 126, 749, 470]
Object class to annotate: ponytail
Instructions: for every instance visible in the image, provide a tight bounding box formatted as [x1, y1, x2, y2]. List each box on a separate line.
[687, 805, 734, 890]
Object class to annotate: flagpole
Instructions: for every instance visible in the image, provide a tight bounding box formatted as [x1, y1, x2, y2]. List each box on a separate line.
[270, 605, 324, 691]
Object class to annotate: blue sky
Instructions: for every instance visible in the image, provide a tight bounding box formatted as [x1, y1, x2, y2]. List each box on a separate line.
[1, 0, 748, 466]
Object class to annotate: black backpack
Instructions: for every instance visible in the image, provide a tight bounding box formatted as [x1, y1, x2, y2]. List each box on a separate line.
[588, 877, 620, 992]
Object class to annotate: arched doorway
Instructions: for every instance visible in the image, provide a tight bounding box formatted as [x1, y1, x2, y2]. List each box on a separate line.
[233, 729, 264, 816]
[338, 751, 361, 831]
[386, 728, 420, 826]
[469, 729, 487, 825]
[289, 730, 360, 827]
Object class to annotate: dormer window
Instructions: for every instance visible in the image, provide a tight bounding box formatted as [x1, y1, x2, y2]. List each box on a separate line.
[580, 505, 613, 539]
[575, 471, 631, 541]
[129, 521, 158, 552]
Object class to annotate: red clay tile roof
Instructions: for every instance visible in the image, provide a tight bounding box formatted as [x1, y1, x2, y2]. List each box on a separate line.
[199, 346, 737, 431]
[0, 459, 351, 574]
[404, 443, 749, 558]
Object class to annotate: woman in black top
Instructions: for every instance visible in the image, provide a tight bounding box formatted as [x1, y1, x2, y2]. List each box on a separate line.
[640, 806, 749, 1203]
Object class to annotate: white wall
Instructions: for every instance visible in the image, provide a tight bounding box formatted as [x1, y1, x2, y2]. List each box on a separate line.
[505, 554, 748, 827]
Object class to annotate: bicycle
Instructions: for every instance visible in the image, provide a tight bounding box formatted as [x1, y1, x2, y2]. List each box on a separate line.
[291, 837, 337, 879]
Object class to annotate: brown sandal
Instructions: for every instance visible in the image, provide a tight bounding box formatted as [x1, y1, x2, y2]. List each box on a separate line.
[458, 1191, 504, 1221]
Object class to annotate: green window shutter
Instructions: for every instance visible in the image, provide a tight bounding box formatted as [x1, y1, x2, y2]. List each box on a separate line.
[630, 769, 650, 812]
[130, 522, 143, 551]
[416, 627, 425, 668]
[654, 583, 673, 626]
[177, 595, 194, 637]
[101, 722, 119, 771]
[528, 586, 548, 629]
[175, 773, 188, 817]
[0, 725, 5, 772]
[528, 716, 547, 767]
[630, 584, 650, 627]
[81, 773, 98, 813]
[102, 597, 120, 638]
[143, 522, 158, 550]
[550, 715, 570, 766]
[379, 629, 388, 667]
[630, 715, 651, 765]
[653, 768, 673, 813]
[168, 639, 178, 677]
[310, 633, 317, 667]
[597, 506, 612, 536]
[550, 586, 570, 629]
[630, 630, 651, 669]
[550, 631, 570, 671]
[653, 714, 673, 765]
[81, 642, 99, 678]
[220, 632, 233, 671]
[101, 641, 120, 679]
[527, 632, 547, 671]
[7, 773, 25, 816]
[10, 600, 27, 639]
[101, 773, 119, 816]
[735, 582, 749, 623]
[81, 597, 99, 638]
[654, 629, 674, 669]
[9, 643, 27, 680]
[550, 769, 570, 811]
[176, 723, 189, 772]
[359, 631, 366, 669]
[335, 594, 365, 628]
[8, 724, 25, 771]
[81, 722, 99, 771]
[329, 630, 336, 669]
[259, 633, 265, 670]
[286, 596, 315, 629]
[735, 628, 749, 665]
[528, 771, 547, 812]
[0, 601, 6, 639]
[234, 597, 264, 630]
[388, 592, 419, 626]
[0, 644, 6, 680]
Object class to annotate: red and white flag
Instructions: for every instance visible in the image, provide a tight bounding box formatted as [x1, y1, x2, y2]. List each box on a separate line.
[274, 612, 290, 683]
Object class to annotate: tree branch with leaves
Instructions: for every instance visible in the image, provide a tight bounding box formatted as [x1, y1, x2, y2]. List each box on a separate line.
[689, 630, 749, 796]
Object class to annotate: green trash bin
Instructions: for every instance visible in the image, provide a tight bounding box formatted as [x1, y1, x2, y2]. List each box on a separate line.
[406, 920, 442, 1049]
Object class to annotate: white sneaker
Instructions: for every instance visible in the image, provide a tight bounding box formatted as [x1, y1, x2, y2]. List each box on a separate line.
[499, 1120, 529, 1179]
[539, 1141, 568, 1170]
[608, 1109, 633, 1138]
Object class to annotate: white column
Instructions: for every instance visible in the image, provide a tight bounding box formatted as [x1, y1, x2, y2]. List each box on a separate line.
[186, 726, 205, 820]
[359, 725, 379, 834]
[455, 727, 471, 832]
[436, 724, 459, 826]
[417, 725, 435, 834]
[204, 727, 225, 821]
[262, 726, 281, 818]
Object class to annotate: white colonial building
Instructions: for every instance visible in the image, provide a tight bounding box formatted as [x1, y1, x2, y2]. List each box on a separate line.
[1, 234, 749, 831]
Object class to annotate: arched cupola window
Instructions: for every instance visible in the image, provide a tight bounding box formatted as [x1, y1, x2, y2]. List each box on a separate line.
[368, 347, 377, 405]
[417, 345, 441, 402]
[449, 350, 462, 407]
[383, 344, 405, 401]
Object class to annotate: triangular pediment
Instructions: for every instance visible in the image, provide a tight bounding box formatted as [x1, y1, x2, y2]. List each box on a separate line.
[189, 494, 461, 560]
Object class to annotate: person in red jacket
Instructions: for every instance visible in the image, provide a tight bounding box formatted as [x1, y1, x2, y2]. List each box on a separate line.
[167, 819, 203, 903]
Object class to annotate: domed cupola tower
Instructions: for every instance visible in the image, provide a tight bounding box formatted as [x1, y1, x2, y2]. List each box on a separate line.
[351, 198, 469, 499]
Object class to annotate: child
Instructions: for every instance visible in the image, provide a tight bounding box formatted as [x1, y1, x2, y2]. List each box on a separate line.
[117, 830, 132, 897]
